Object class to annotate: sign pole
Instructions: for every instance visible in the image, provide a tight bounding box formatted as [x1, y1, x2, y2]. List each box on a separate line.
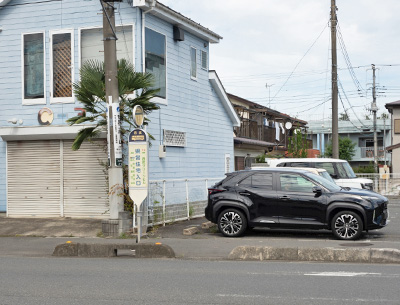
[128, 106, 148, 243]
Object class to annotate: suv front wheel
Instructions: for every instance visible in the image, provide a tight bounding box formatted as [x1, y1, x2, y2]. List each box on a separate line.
[331, 211, 363, 240]
[218, 208, 247, 237]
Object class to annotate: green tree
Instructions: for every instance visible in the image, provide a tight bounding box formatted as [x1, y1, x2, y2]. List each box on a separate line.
[287, 129, 308, 158]
[67, 59, 159, 150]
[324, 137, 356, 161]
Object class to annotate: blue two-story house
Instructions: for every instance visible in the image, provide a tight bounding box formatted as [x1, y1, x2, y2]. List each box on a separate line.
[0, 0, 240, 218]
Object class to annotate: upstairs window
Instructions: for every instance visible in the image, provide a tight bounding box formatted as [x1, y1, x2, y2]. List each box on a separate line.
[190, 47, 197, 79]
[201, 50, 208, 70]
[50, 30, 74, 103]
[145, 28, 166, 99]
[22, 32, 45, 105]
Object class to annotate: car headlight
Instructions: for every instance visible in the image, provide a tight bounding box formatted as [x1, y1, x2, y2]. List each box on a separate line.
[361, 183, 373, 190]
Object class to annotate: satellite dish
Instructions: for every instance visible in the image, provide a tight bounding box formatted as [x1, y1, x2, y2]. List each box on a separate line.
[285, 122, 293, 130]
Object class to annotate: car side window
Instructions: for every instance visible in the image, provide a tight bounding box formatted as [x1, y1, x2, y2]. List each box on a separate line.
[290, 162, 309, 167]
[279, 174, 315, 193]
[239, 173, 273, 190]
[315, 162, 335, 176]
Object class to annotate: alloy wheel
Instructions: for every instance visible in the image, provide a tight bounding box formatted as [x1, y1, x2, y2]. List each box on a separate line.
[333, 213, 360, 239]
[219, 211, 244, 236]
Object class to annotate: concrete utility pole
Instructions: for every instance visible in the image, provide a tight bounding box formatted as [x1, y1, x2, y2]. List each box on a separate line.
[102, 0, 124, 219]
[331, 0, 339, 159]
[371, 64, 379, 173]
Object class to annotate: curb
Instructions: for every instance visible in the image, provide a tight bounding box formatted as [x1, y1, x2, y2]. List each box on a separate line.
[53, 242, 175, 258]
[228, 246, 400, 264]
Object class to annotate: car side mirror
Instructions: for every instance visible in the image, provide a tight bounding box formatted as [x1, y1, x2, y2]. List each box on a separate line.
[330, 174, 338, 179]
[313, 186, 322, 194]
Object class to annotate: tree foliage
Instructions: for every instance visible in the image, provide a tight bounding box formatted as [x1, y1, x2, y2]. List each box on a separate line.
[287, 129, 308, 158]
[324, 137, 356, 161]
[67, 59, 159, 150]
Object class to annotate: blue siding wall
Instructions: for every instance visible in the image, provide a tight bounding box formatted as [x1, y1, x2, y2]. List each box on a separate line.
[0, 0, 235, 212]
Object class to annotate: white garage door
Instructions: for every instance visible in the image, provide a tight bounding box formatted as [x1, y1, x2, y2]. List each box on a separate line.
[7, 140, 109, 218]
[63, 140, 109, 217]
[7, 140, 61, 217]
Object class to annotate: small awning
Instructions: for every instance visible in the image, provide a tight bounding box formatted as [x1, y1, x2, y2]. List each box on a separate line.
[234, 137, 275, 147]
[386, 143, 400, 152]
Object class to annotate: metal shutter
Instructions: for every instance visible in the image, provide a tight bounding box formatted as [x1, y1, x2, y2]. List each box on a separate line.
[63, 140, 109, 218]
[7, 140, 61, 217]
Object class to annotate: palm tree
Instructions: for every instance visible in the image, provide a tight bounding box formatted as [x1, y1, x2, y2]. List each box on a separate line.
[67, 59, 159, 150]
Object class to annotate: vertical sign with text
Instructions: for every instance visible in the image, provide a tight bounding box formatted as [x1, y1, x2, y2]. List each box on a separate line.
[128, 129, 149, 210]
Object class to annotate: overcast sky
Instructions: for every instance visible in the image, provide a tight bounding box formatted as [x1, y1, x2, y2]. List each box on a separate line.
[161, 0, 400, 123]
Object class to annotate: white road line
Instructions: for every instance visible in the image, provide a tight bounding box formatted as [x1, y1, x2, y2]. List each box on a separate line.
[304, 272, 381, 277]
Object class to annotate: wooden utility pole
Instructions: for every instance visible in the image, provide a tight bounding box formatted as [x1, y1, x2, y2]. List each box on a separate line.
[102, 0, 123, 220]
[331, 0, 339, 159]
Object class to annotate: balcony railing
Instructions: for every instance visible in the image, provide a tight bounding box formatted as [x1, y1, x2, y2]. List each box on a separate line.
[360, 147, 385, 158]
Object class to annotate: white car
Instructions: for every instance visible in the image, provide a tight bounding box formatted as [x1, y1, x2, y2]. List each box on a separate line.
[262, 158, 373, 190]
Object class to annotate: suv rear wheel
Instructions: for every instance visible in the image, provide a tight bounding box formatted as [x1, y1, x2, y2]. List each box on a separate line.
[218, 208, 247, 237]
[331, 211, 363, 240]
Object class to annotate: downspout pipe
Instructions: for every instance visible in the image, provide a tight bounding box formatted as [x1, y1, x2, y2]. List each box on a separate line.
[141, 0, 156, 73]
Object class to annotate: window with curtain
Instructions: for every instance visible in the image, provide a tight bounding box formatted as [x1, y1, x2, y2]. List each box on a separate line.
[81, 25, 134, 64]
[145, 28, 166, 99]
[23, 33, 45, 102]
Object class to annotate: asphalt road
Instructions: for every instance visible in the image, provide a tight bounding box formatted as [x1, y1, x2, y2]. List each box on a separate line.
[1, 257, 399, 305]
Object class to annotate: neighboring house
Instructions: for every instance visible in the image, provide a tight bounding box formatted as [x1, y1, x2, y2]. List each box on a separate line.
[227, 93, 308, 170]
[0, 0, 239, 216]
[385, 101, 400, 173]
[307, 119, 391, 167]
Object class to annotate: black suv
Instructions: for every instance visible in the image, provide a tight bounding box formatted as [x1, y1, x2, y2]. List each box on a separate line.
[205, 168, 388, 240]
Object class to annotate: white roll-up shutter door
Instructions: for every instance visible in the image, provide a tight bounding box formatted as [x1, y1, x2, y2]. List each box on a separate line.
[7, 140, 61, 217]
[63, 140, 109, 218]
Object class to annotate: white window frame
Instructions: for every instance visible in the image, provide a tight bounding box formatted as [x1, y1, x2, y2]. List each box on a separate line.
[78, 24, 136, 100]
[201, 50, 208, 71]
[21, 31, 46, 105]
[190, 46, 197, 80]
[50, 29, 74, 104]
[144, 27, 167, 106]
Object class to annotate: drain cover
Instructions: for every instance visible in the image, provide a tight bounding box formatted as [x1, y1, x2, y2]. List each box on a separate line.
[339, 243, 373, 247]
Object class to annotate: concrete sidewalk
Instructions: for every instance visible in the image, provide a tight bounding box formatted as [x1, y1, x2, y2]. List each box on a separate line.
[1, 213, 400, 263]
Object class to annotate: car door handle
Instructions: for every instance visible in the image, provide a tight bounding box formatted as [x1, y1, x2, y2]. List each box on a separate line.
[279, 196, 290, 200]
[239, 192, 251, 196]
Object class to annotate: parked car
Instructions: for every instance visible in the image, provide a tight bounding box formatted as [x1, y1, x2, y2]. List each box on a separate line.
[205, 168, 388, 240]
[252, 166, 336, 184]
[265, 158, 374, 190]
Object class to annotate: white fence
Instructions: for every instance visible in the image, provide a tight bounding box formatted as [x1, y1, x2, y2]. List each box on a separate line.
[145, 177, 223, 227]
[356, 173, 400, 196]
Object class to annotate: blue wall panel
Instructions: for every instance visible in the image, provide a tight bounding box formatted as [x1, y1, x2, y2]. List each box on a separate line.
[0, 0, 235, 212]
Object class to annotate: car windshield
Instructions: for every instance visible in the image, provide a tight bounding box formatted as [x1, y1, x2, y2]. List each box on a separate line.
[319, 171, 336, 184]
[304, 172, 342, 192]
[338, 162, 357, 178]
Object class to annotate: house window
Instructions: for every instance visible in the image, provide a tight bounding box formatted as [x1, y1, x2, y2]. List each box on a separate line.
[80, 25, 134, 65]
[145, 28, 166, 99]
[201, 50, 208, 70]
[190, 47, 197, 79]
[50, 30, 74, 103]
[22, 32, 45, 105]
[395, 119, 400, 134]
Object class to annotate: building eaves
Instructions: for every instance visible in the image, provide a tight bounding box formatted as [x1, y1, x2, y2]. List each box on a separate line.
[386, 142, 400, 152]
[227, 93, 307, 125]
[234, 137, 275, 147]
[134, 0, 222, 43]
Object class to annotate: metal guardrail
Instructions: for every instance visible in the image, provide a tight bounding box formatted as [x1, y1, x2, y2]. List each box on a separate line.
[145, 177, 224, 227]
[356, 173, 400, 196]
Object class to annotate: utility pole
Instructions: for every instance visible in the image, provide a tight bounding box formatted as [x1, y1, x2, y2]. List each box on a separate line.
[371, 64, 379, 173]
[331, 0, 339, 159]
[102, 0, 124, 220]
